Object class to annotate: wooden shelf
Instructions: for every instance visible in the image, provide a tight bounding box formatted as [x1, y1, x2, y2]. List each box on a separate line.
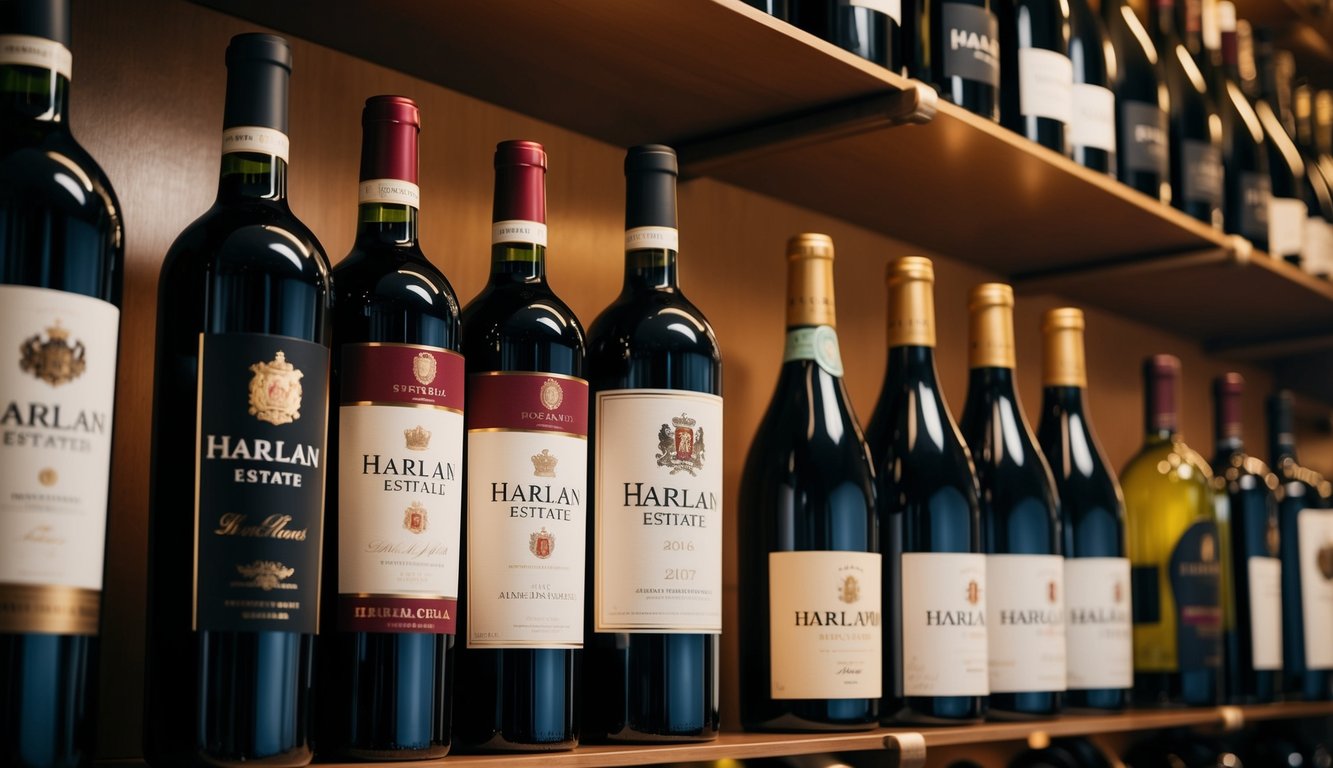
[100, 702, 1333, 767]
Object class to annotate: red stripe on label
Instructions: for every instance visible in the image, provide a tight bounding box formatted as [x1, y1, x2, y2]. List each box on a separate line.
[342, 344, 464, 410]
[339, 594, 457, 634]
[468, 373, 588, 435]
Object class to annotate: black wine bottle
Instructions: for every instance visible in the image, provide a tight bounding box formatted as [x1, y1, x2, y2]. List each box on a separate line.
[1293, 83, 1333, 278]
[1210, 374, 1281, 704]
[998, 0, 1072, 154]
[144, 34, 331, 767]
[1204, 2, 1269, 250]
[1068, 0, 1116, 175]
[1103, 0, 1169, 199]
[960, 284, 1065, 718]
[796, 0, 903, 71]
[903, 0, 1000, 120]
[455, 140, 585, 752]
[317, 96, 462, 759]
[1150, 0, 1223, 227]
[0, 1, 123, 765]
[739, 234, 881, 731]
[1251, 35, 1312, 266]
[868, 256, 988, 725]
[1268, 391, 1333, 701]
[1036, 309, 1131, 712]
[583, 145, 721, 743]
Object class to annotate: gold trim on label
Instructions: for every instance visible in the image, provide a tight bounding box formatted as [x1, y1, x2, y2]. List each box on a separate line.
[0, 584, 100, 635]
[968, 282, 1016, 369]
[1042, 307, 1087, 387]
[470, 370, 587, 384]
[353, 341, 464, 358]
[467, 427, 588, 440]
[885, 256, 937, 348]
[345, 400, 463, 414]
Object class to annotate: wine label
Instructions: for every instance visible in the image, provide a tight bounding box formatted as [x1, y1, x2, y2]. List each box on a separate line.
[1168, 520, 1223, 672]
[849, 0, 902, 25]
[194, 333, 329, 634]
[900, 551, 990, 697]
[768, 550, 882, 700]
[0, 35, 71, 80]
[491, 219, 548, 248]
[336, 344, 463, 634]
[986, 553, 1067, 693]
[1302, 218, 1333, 276]
[782, 326, 844, 377]
[466, 372, 587, 648]
[1122, 101, 1168, 176]
[1247, 556, 1282, 671]
[359, 179, 421, 209]
[1064, 556, 1132, 690]
[1269, 197, 1305, 258]
[1182, 139, 1224, 209]
[941, 3, 1000, 88]
[625, 226, 679, 253]
[594, 389, 722, 633]
[1018, 48, 1073, 124]
[1298, 508, 1333, 670]
[221, 126, 290, 163]
[1069, 83, 1115, 153]
[1240, 173, 1272, 244]
[0, 285, 118, 636]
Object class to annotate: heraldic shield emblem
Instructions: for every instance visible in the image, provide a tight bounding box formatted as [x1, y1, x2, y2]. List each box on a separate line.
[530, 527, 554, 559]
[404, 501, 428, 534]
[248, 351, 304, 426]
[413, 351, 437, 385]
[20, 322, 86, 387]
[838, 575, 860, 604]
[656, 412, 704, 476]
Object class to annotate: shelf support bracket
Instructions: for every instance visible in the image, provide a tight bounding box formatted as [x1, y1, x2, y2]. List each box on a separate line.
[677, 82, 937, 179]
[883, 731, 928, 768]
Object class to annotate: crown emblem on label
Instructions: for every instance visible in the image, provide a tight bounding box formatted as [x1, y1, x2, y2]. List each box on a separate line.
[656, 412, 705, 476]
[966, 579, 981, 606]
[404, 425, 431, 451]
[404, 501, 428, 534]
[838, 575, 860, 604]
[20, 321, 87, 387]
[234, 560, 295, 591]
[531, 448, 558, 477]
[248, 351, 304, 426]
[1048, 580, 1059, 604]
[412, 351, 437, 386]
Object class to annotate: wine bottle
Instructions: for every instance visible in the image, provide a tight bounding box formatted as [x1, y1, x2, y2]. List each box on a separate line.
[1068, 0, 1116, 175]
[1204, 1, 1269, 250]
[1150, 0, 1224, 227]
[1210, 373, 1280, 704]
[1121, 355, 1222, 707]
[1293, 83, 1333, 278]
[455, 140, 586, 751]
[796, 1, 902, 72]
[316, 96, 462, 759]
[1253, 32, 1306, 266]
[902, 0, 1000, 120]
[1103, 0, 1169, 199]
[583, 145, 721, 742]
[738, 234, 881, 731]
[867, 256, 987, 725]
[1035, 309, 1131, 712]
[143, 34, 331, 767]
[0, 1, 123, 764]
[1268, 391, 1333, 701]
[959, 284, 1065, 718]
[998, 0, 1072, 154]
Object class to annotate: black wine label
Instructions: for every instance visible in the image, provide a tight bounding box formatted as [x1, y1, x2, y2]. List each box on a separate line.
[1121, 101, 1168, 176]
[194, 333, 329, 634]
[941, 2, 999, 88]
[1241, 172, 1272, 242]
[1168, 520, 1222, 671]
[1182, 139, 1224, 208]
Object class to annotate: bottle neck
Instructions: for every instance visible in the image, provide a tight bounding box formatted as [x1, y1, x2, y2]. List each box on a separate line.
[0, 63, 67, 127]
[355, 202, 417, 247]
[217, 152, 288, 203]
[1221, 31, 1241, 83]
[1152, 0, 1179, 45]
[623, 248, 678, 291]
[490, 239, 546, 282]
[1042, 383, 1088, 415]
[966, 364, 1018, 401]
[886, 344, 943, 387]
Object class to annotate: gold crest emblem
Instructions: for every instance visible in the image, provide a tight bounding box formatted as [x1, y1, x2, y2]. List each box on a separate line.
[532, 448, 558, 478]
[404, 501, 428, 534]
[1048, 580, 1058, 603]
[1114, 580, 1124, 604]
[235, 560, 295, 591]
[248, 351, 304, 426]
[656, 413, 705, 477]
[539, 378, 563, 411]
[838, 575, 860, 604]
[530, 527, 555, 559]
[413, 351, 437, 385]
[20, 322, 86, 386]
[405, 425, 431, 451]
[966, 579, 981, 606]
[1318, 543, 1333, 581]
[1201, 533, 1216, 563]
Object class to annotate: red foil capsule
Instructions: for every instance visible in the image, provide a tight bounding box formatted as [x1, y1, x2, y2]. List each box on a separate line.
[360, 94, 419, 184]
[493, 139, 547, 224]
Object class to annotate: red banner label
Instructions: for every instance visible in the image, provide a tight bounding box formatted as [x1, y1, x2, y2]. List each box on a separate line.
[468, 372, 588, 435]
[342, 343, 464, 411]
[338, 594, 457, 634]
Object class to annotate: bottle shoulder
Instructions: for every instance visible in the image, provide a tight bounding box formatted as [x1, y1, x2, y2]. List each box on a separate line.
[0, 131, 122, 229]
[334, 246, 460, 322]
[460, 280, 586, 349]
[1122, 437, 1215, 488]
[161, 199, 330, 283]
[586, 288, 721, 361]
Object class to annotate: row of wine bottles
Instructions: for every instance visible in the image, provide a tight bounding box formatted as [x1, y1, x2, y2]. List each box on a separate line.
[752, 0, 1333, 278]
[737, 232, 1333, 730]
